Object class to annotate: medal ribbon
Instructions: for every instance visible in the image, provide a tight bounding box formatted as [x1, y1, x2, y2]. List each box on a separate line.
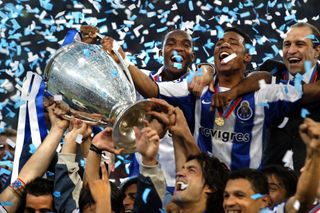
[213, 79, 242, 120]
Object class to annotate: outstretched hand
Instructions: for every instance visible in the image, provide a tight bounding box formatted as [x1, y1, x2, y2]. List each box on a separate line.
[92, 127, 124, 155]
[135, 126, 160, 166]
[299, 118, 320, 155]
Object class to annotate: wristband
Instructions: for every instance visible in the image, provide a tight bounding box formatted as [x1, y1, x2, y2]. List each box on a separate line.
[90, 143, 102, 155]
[122, 56, 134, 68]
[8, 178, 26, 198]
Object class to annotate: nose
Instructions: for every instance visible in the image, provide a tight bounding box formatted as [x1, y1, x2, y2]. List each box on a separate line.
[221, 41, 231, 48]
[224, 194, 237, 208]
[287, 44, 298, 54]
[123, 195, 133, 207]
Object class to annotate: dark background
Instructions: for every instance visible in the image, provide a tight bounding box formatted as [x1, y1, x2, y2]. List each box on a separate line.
[0, 0, 319, 130]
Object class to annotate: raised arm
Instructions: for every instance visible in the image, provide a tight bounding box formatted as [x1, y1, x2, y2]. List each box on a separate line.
[101, 36, 159, 98]
[148, 98, 200, 171]
[54, 119, 92, 212]
[84, 127, 123, 185]
[285, 118, 320, 213]
[0, 103, 69, 212]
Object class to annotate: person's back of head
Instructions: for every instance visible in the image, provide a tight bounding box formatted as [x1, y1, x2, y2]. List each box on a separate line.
[186, 153, 230, 213]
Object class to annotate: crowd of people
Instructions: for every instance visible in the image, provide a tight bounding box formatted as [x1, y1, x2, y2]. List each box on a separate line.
[0, 21, 320, 213]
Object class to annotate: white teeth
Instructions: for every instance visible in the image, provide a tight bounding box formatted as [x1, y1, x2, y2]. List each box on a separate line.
[288, 57, 301, 63]
[220, 51, 230, 58]
[177, 181, 188, 190]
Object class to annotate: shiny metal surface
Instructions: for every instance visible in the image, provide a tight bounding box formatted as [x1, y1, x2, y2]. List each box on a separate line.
[44, 41, 153, 153]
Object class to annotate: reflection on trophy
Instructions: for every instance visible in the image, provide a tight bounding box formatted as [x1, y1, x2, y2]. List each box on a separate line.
[44, 41, 156, 153]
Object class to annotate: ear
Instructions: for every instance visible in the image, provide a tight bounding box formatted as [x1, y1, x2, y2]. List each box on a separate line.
[159, 49, 163, 57]
[244, 53, 252, 64]
[204, 185, 214, 194]
[191, 51, 196, 62]
[314, 45, 320, 59]
[260, 195, 271, 209]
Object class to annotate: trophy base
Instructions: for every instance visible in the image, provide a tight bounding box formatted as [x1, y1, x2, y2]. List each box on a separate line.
[112, 99, 158, 154]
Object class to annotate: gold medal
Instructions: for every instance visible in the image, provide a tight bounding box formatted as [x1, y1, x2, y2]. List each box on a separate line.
[215, 117, 225, 126]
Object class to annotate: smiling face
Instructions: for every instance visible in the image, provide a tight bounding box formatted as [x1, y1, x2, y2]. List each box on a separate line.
[161, 30, 195, 80]
[172, 159, 212, 208]
[283, 26, 320, 75]
[223, 179, 269, 213]
[267, 174, 287, 206]
[214, 31, 251, 75]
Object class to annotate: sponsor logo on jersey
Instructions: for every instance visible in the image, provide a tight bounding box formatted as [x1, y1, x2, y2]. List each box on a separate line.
[199, 127, 250, 143]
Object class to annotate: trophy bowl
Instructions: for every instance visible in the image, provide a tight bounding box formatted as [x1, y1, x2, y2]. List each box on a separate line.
[44, 41, 156, 153]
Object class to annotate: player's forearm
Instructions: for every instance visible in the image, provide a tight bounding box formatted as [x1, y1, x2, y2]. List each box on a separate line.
[128, 64, 159, 98]
[287, 152, 320, 212]
[233, 71, 272, 96]
[18, 126, 64, 182]
[84, 148, 101, 184]
[172, 135, 187, 171]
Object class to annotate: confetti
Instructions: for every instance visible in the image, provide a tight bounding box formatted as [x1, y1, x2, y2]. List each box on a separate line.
[300, 108, 310, 118]
[53, 191, 61, 198]
[142, 188, 151, 203]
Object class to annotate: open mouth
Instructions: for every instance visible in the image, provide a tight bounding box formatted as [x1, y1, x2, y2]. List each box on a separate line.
[176, 181, 188, 191]
[226, 210, 242, 213]
[171, 54, 184, 63]
[124, 209, 133, 213]
[288, 57, 301, 64]
[219, 51, 230, 61]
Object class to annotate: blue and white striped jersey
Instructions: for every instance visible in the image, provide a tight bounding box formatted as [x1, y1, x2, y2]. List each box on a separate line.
[158, 79, 302, 170]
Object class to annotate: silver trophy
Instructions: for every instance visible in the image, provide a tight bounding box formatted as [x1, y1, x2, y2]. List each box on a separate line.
[44, 41, 156, 153]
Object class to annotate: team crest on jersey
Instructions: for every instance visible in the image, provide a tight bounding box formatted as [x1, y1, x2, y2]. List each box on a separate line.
[236, 100, 253, 121]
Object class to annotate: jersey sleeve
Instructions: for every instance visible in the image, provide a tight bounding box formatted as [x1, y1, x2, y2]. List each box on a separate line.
[254, 83, 302, 125]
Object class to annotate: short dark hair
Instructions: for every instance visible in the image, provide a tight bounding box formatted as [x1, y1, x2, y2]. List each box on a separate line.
[163, 29, 194, 49]
[187, 153, 230, 213]
[25, 177, 53, 196]
[120, 176, 138, 194]
[79, 186, 95, 212]
[290, 22, 320, 47]
[227, 169, 269, 195]
[224, 27, 252, 47]
[262, 165, 297, 197]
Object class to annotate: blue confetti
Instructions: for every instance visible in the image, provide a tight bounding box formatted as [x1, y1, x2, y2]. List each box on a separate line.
[198, 68, 202, 77]
[80, 159, 86, 168]
[53, 191, 61, 198]
[29, 144, 36, 154]
[301, 108, 310, 118]
[259, 102, 269, 109]
[0, 201, 13, 206]
[186, 71, 195, 83]
[304, 60, 312, 76]
[83, 49, 90, 57]
[251, 193, 263, 200]
[115, 160, 121, 168]
[0, 168, 11, 176]
[46, 171, 55, 176]
[111, 69, 118, 78]
[188, 0, 194, 11]
[0, 161, 13, 168]
[173, 62, 182, 69]
[142, 188, 151, 203]
[240, 11, 250, 18]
